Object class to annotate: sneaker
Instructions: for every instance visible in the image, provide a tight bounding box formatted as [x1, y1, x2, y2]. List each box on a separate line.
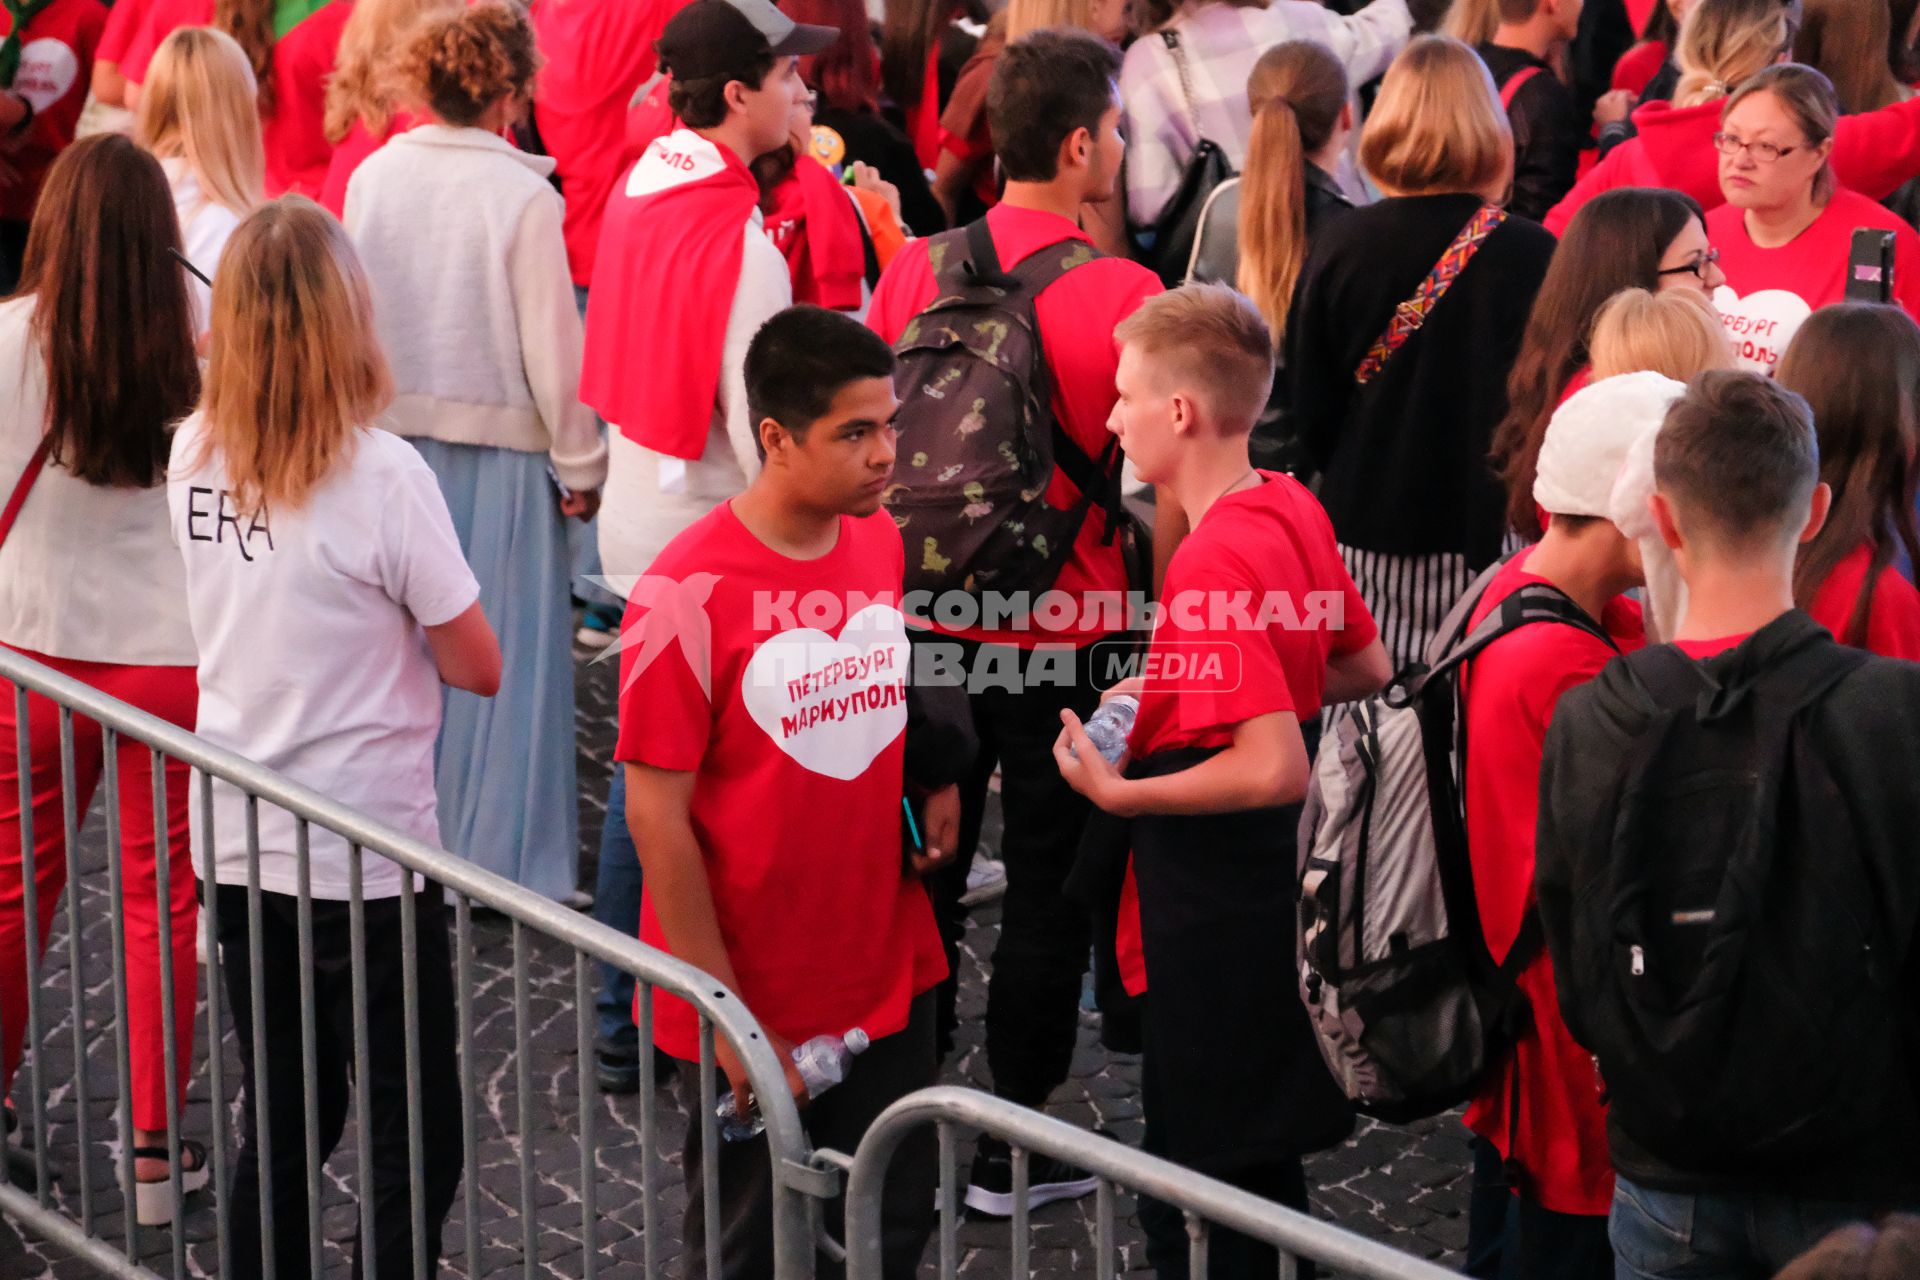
[959, 854, 1007, 907]
[963, 1136, 1098, 1216]
[575, 602, 622, 650]
[596, 1047, 678, 1094]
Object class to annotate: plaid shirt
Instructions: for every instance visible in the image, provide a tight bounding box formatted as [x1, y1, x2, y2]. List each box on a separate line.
[1119, 0, 1412, 228]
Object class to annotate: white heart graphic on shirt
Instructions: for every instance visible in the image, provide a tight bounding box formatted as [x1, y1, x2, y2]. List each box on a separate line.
[13, 40, 79, 114]
[1713, 285, 1813, 374]
[741, 603, 910, 781]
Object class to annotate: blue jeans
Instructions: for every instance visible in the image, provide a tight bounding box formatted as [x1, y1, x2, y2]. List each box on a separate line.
[592, 765, 643, 1055]
[1610, 1175, 1890, 1280]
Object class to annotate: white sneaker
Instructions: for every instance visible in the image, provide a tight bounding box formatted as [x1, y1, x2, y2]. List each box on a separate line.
[960, 854, 1007, 907]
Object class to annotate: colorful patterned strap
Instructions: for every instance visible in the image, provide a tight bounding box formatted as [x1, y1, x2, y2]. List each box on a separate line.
[1354, 204, 1509, 386]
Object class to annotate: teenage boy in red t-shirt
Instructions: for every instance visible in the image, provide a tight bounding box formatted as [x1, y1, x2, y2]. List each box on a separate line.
[865, 28, 1162, 1212]
[1457, 372, 1684, 1280]
[1055, 284, 1389, 1280]
[0, 0, 106, 290]
[1538, 371, 1920, 1279]
[617, 306, 950, 1280]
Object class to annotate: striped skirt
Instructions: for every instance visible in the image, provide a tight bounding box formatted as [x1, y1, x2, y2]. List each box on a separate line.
[1339, 546, 1482, 675]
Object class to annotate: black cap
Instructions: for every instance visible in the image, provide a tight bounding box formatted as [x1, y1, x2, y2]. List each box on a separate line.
[658, 0, 840, 82]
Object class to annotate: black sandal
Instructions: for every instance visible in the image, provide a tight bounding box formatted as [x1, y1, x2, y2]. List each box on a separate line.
[134, 1138, 211, 1226]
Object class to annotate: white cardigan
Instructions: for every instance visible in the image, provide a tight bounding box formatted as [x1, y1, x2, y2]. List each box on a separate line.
[344, 125, 608, 493]
[0, 297, 197, 667]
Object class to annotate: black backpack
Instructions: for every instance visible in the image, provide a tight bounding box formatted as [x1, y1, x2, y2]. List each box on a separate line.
[1565, 631, 1900, 1174]
[885, 219, 1126, 604]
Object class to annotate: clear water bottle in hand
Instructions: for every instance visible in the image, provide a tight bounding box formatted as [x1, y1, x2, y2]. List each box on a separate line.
[1075, 695, 1138, 765]
[717, 1027, 871, 1141]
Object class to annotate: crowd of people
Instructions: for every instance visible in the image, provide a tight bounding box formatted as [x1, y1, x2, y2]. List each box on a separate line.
[1, 0, 1919, 1276]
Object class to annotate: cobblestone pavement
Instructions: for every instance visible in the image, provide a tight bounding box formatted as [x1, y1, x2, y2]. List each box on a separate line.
[1, 644, 1472, 1278]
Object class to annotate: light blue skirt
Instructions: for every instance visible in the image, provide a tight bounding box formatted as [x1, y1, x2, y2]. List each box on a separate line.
[411, 438, 579, 900]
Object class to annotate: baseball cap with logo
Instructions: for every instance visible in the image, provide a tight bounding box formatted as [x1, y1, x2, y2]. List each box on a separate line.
[657, 0, 840, 82]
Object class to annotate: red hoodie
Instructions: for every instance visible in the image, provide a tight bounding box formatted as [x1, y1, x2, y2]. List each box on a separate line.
[1546, 96, 1920, 236]
[529, 0, 684, 288]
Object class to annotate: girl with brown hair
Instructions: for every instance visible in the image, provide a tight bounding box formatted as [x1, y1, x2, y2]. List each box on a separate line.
[344, 1, 605, 900]
[170, 196, 497, 1275]
[1707, 64, 1920, 373]
[1774, 303, 1920, 657]
[317, 0, 460, 216]
[1493, 186, 1720, 539]
[1187, 39, 1353, 472]
[0, 132, 204, 1226]
[880, 0, 988, 174]
[1289, 35, 1555, 668]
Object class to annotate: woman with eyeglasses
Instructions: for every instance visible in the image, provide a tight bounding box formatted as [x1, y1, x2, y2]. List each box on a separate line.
[1547, 0, 1920, 235]
[1493, 187, 1724, 542]
[1706, 64, 1920, 373]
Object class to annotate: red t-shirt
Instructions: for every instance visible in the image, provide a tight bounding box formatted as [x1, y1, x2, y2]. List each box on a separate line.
[1115, 473, 1380, 997]
[614, 502, 946, 1059]
[1807, 541, 1920, 659]
[318, 109, 421, 218]
[261, 0, 349, 197]
[0, 0, 107, 223]
[865, 203, 1162, 647]
[1709, 189, 1920, 374]
[117, 0, 208, 85]
[1675, 633, 1747, 658]
[1460, 548, 1644, 1217]
[529, 0, 682, 287]
[1610, 40, 1666, 97]
[96, 0, 150, 65]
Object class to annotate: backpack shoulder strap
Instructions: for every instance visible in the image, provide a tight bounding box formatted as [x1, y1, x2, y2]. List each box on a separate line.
[1354, 203, 1508, 386]
[1499, 64, 1545, 113]
[1421, 579, 1619, 689]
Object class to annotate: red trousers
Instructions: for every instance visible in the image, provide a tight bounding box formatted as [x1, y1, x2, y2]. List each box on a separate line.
[0, 647, 198, 1131]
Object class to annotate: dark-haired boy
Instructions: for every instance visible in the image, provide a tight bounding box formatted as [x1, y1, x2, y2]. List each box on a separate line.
[865, 28, 1162, 1213]
[1537, 371, 1920, 1280]
[617, 306, 950, 1279]
[1479, 0, 1586, 221]
[577, 0, 831, 1094]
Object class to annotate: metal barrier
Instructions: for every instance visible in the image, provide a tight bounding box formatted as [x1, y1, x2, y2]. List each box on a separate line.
[838, 1086, 1461, 1280]
[0, 646, 822, 1280]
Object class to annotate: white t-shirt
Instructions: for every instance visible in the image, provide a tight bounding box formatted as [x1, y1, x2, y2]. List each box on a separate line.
[161, 157, 242, 336]
[0, 295, 197, 665]
[167, 416, 480, 899]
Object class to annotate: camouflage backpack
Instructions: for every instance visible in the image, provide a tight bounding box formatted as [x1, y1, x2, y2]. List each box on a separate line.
[885, 219, 1125, 603]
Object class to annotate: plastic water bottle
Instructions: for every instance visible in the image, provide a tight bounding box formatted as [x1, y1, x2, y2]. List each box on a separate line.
[716, 1028, 871, 1141]
[1076, 695, 1139, 765]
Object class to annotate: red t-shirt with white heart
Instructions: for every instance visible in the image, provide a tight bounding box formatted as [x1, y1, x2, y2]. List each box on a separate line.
[1709, 188, 1920, 374]
[0, 0, 107, 223]
[614, 501, 947, 1060]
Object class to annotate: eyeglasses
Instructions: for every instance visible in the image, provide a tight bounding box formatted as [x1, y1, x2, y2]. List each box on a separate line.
[1657, 247, 1722, 280]
[1712, 131, 1802, 164]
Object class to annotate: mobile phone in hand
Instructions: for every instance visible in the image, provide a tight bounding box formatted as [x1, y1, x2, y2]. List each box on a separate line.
[1847, 228, 1896, 304]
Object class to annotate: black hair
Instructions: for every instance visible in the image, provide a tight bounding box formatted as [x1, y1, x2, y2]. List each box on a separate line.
[985, 28, 1120, 183]
[745, 306, 898, 454]
[664, 47, 779, 128]
[1657, 370, 1819, 545]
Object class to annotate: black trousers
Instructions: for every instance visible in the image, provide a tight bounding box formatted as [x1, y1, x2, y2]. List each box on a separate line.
[216, 881, 463, 1280]
[678, 992, 939, 1280]
[1466, 1135, 1613, 1280]
[928, 637, 1107, 1105]
[1138, 1044, 1317, 1280]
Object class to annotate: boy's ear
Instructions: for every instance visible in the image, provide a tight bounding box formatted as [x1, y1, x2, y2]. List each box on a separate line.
[1649, 491, 1684, 552]
[1798, 481, 1833, 546]
[757, 415, 787, 461]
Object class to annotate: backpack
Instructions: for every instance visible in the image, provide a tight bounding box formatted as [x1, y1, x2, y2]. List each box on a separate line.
[885, 219, 1127, 603]
[1296, 558, 1616, 1124]
[1563, 633, 1901, 1174]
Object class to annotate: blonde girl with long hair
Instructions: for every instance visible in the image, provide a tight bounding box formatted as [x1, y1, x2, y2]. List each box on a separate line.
[1547, 0, 1920, 232]
[318, 0, 461, 215]
[1185, 40, 1351, 472]
[136, 26, 264, 334]
[168, 196, 496, 1276]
